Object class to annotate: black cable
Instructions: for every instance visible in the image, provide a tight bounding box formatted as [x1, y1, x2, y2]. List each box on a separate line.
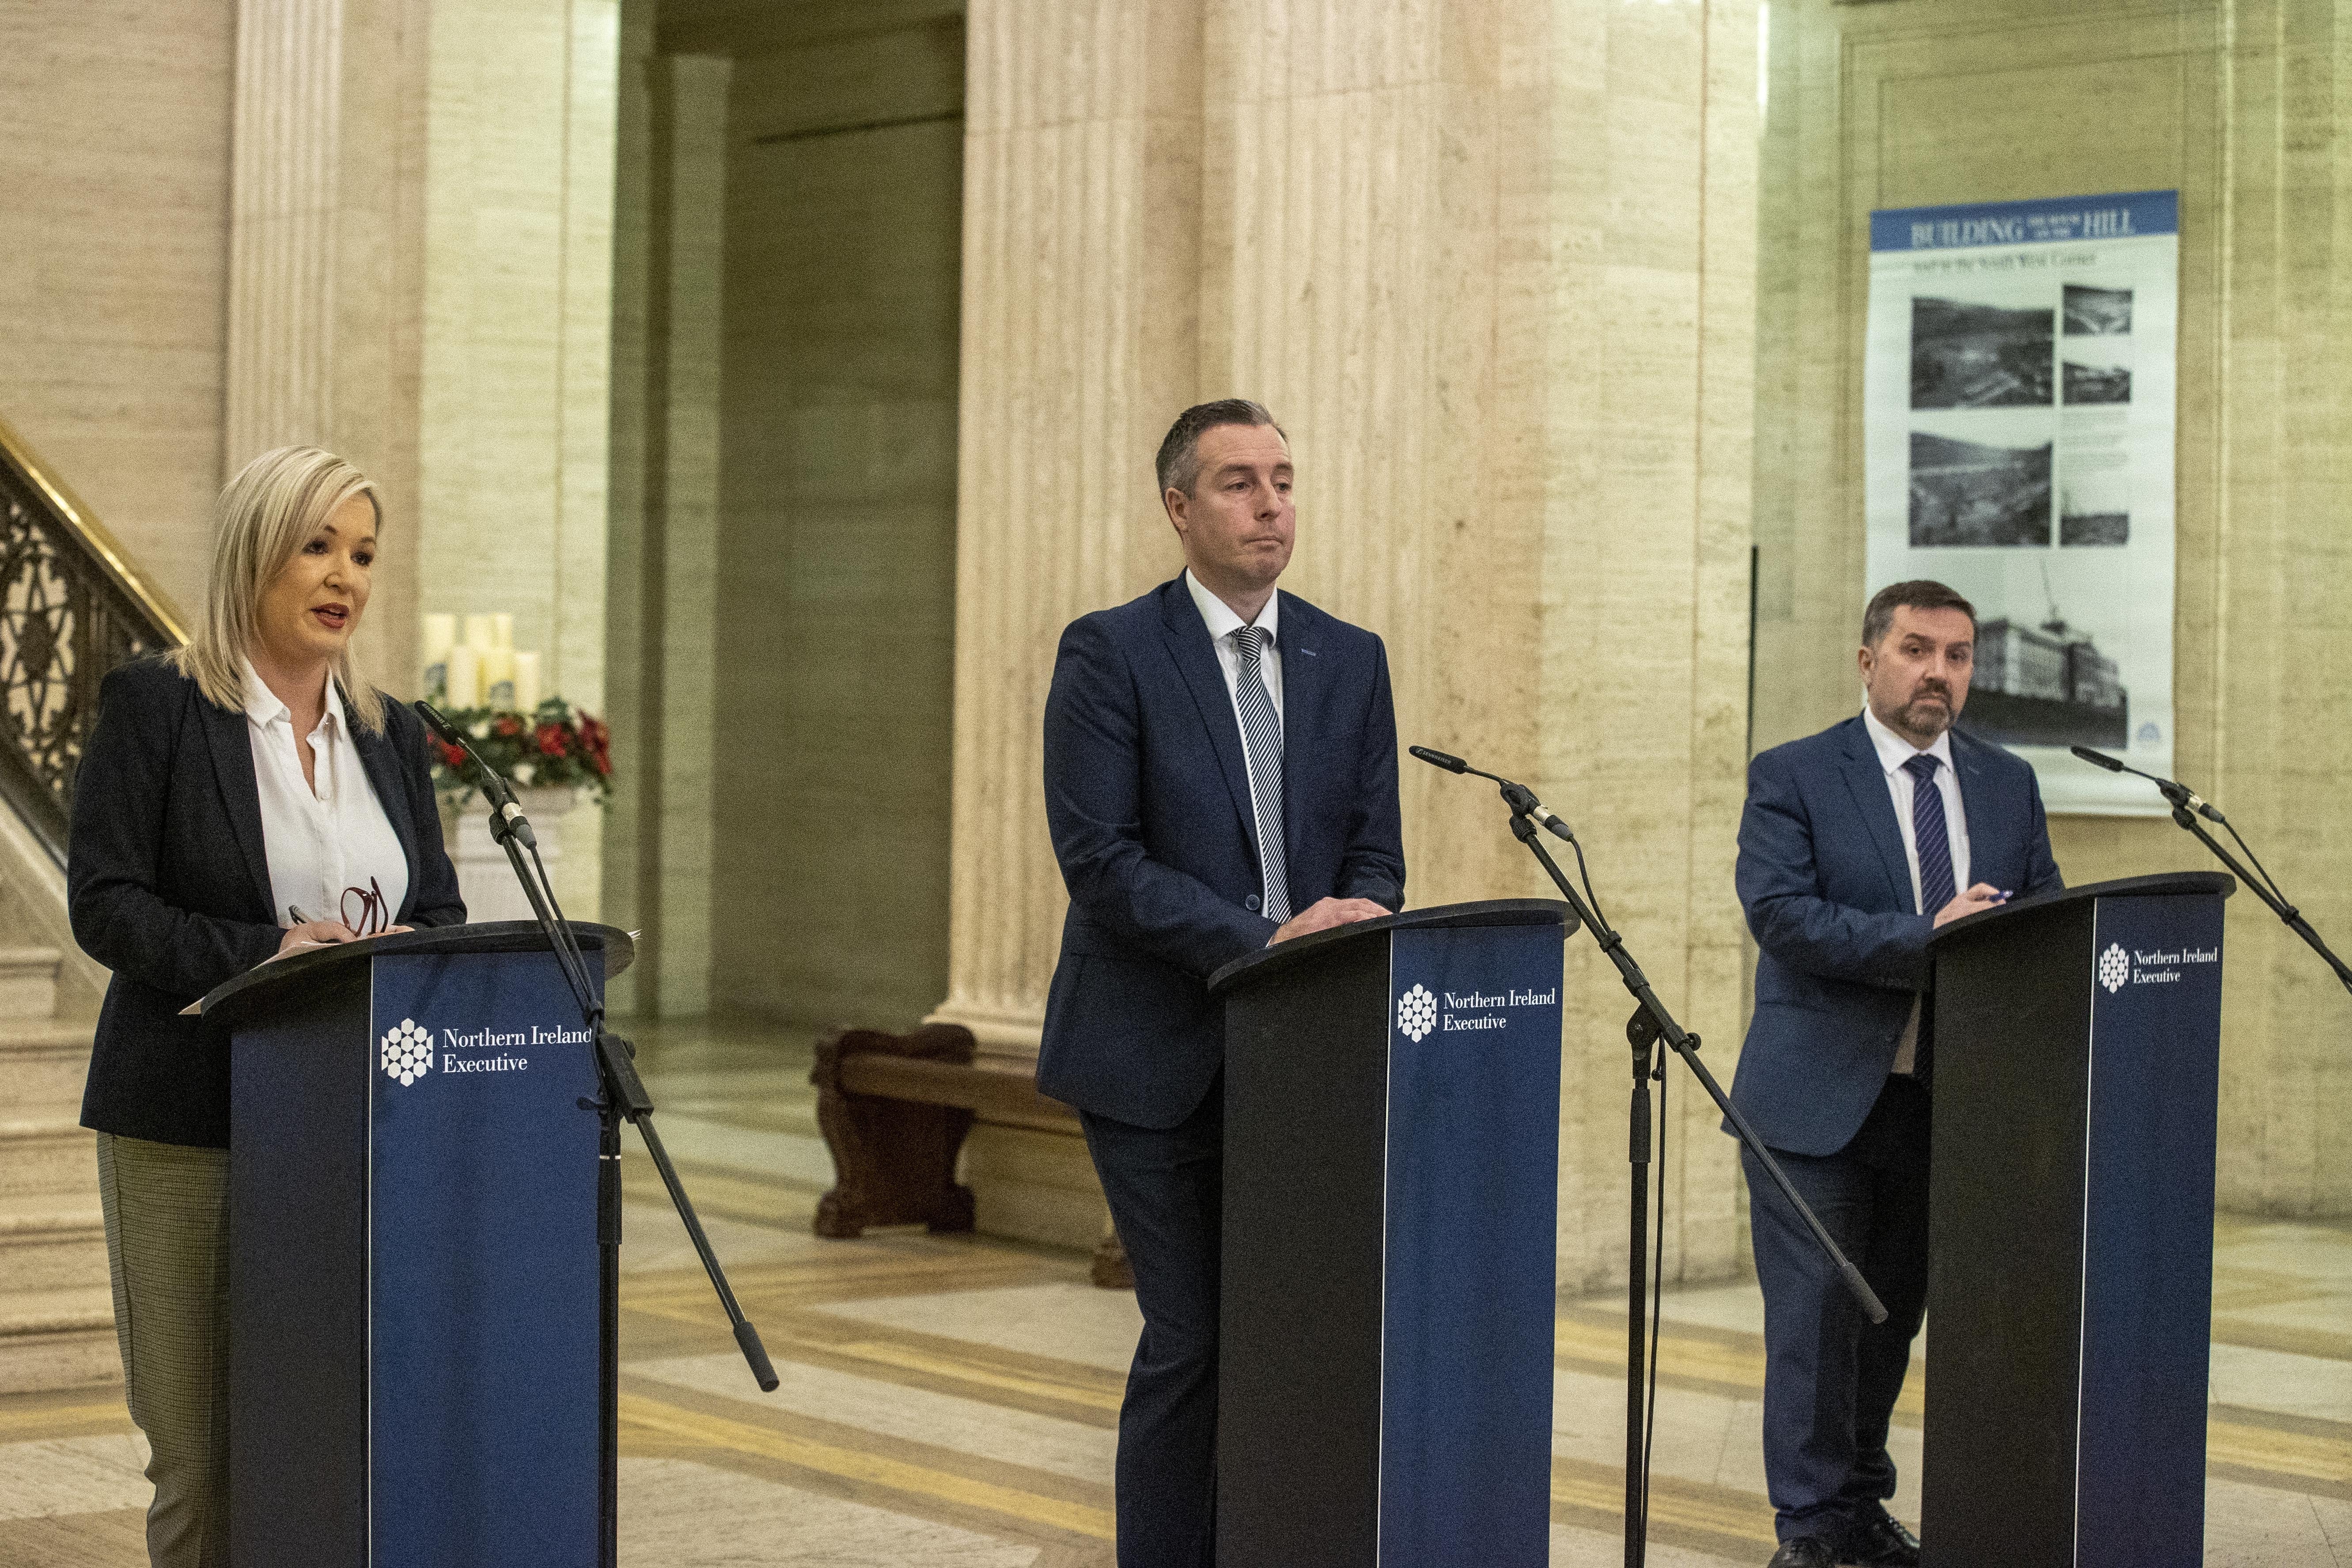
[2219, 815, 2290, 908]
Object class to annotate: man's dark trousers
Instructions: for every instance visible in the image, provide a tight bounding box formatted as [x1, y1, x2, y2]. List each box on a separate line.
[1036, 577, 1405, 1568]
[1744, 1075, 1931, 1545]
[1080, 1078, 1224, 1568]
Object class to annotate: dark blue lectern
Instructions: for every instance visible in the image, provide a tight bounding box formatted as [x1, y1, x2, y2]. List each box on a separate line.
[1923, 872, 2233, 1568]
[201, 921, 633, 1568]
[1207, 898, 1570, 1568]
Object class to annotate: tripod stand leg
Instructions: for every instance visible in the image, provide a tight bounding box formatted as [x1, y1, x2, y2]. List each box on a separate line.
[1626, 1039, 1652, 1568]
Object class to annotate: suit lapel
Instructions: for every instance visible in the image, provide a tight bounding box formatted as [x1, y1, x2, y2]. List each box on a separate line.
[1157, 580, 1262, 864]
[1836, 717, 1916, 912]
[1276, 591, 1322, 862]
[1951, 729, 1996, 886]
[198, 693, 275, 919]
[346, 691, 425, 919]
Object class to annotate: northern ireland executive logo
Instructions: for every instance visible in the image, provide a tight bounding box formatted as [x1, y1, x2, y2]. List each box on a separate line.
[382, 1018, 434, 1086]
[2097, 943, 2130, 994]
[1397, 984, 1438, 1043]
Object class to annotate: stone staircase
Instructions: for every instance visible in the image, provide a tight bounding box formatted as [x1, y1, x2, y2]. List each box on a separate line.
[0, 944, 113, 1393]
[0, 815, 117, 1392]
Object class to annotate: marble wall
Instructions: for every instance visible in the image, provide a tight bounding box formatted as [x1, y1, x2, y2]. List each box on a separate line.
[602, 0, 966, 1022]
[1755, 0, 2351, 1216]
[943, 0, 1762, 1287]
[710, 19, 965, 1030]
[0, 0, 238, 617]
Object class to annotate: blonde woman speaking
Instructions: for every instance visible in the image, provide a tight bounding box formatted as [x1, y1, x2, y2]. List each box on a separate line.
[67, 446, 465, 1567]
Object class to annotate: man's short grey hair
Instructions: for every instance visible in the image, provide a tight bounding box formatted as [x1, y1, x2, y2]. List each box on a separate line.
[1155, 399, 1285, 498]
[1862, 579, 1977, 649]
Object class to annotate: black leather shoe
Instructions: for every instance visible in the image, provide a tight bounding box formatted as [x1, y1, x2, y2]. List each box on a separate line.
[1842, 1511, 1921, 1568]
[1765, 1538, 1839, 1568]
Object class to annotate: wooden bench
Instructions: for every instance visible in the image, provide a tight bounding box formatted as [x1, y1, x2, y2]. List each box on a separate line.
[810, 1022, 1132, 1288]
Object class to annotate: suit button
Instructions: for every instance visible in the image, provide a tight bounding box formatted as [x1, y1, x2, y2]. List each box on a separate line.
[1246, 894, 1261, 911]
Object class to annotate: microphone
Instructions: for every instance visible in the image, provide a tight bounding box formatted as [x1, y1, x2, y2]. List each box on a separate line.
[1412, 744, 1577, 842]
[2070, 745, 2225, 822]
[416, 699, 537, 848]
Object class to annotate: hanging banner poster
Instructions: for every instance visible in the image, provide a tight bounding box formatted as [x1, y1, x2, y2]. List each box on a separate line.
[1864, 190, 2178, 815]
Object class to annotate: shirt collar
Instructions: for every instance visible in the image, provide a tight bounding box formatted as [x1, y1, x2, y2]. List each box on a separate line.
[242, 657, 342, 738]
[1861, 702, 1954, 778]
[1184, 568, 1279, 646]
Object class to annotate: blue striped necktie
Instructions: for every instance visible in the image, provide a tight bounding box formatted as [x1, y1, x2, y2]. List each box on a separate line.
[1904, 752, 1954, 1080]
[1231, 626, 1290, 924]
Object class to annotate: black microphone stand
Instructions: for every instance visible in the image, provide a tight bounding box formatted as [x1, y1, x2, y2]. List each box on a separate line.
[1412, 747, 1886, 1568]
[2072, 747, 2352, 996]
[420, 702, 778, 1568]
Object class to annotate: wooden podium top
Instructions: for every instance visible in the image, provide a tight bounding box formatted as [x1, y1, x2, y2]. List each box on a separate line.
[1207, 898, 1571, 997]
[198, 920, 636, 1027]
[1926, 871, 2234, 951]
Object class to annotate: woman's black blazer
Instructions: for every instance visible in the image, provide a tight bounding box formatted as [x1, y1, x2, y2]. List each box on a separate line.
[67, 656, 466, 1147]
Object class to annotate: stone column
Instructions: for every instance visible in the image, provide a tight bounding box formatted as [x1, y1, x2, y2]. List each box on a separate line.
[930, 0, 1204, 1246]
[226, 0, 432, 706]
[1199, 0, 1760, 1288]
[931, 0, 1207, 1057]
[942, 0, 1760, 1284]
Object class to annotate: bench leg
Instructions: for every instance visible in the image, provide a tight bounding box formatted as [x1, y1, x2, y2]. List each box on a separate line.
[811, 1025, 981, 1237]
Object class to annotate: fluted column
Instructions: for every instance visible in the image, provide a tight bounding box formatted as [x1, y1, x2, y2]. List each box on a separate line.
[226, 0, 346, 465]
[1201, 0, 1758, 1288]
[932, 0, 1207, 1054]
[226, 0, 432, 704]
[944, 0, 1760, 1284]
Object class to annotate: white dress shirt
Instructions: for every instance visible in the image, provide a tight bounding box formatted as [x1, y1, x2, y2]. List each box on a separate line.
[243, 660, 409, 933]
[1185, 565, 1285, 754]
[1861, 704, 1969, 1075]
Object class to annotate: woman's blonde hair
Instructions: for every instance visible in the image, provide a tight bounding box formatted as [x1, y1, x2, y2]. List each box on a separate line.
[167, 446, 386, 733]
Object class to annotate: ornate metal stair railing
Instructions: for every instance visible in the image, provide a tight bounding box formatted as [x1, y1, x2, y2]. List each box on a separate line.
[0, 415, 188, 864]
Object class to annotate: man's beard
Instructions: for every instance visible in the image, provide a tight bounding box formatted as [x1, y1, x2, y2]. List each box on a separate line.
[1899, 685, 1954, 737]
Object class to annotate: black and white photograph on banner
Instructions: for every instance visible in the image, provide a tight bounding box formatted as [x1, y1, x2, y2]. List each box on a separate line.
[1908, 291, 2056, 408]
[1907, 422, 2053, 547]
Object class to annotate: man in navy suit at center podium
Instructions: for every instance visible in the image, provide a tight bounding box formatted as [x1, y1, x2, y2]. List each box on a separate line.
[1039, 399, 1405, 1567]
[1731, 579, 2062, 1568]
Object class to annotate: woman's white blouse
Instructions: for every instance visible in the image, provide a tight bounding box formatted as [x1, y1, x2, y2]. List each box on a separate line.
[241, 660, 409, 931]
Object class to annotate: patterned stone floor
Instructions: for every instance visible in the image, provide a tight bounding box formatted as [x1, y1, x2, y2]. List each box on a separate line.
[1, 1019, 2345, 1565]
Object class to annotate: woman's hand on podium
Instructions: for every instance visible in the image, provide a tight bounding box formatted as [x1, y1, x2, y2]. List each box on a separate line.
[270, 918, 360, 961]
[1269, 897, 1390, 944]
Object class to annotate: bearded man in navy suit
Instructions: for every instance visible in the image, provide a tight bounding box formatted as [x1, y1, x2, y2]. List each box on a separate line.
[1731, 579, 2063, 1568]
[1038, 399, 1405, 1568]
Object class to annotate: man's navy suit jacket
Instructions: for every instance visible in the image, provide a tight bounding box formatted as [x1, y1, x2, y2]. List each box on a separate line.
[1728, 715, 2061, 1157]
[1038, 576, 1405, 1130]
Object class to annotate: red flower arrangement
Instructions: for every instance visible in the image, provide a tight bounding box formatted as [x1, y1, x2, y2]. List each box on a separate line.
[428, 696, 615, 805]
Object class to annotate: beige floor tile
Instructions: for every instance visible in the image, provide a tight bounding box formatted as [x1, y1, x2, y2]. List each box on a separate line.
[635, 1350, 1117, 1484]
[0, 1435, 149, 1523]
[618, 1455, 1041, 1567]
[820, 1282, 1145, 1375]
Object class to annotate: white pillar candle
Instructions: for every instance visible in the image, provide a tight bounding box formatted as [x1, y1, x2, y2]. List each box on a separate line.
[481, 646, 517, 711]
[513, 651, 542, 713]
[446, 644, 481, 708]
[491, 612, 515, 649]
[463, 614, 497, 652]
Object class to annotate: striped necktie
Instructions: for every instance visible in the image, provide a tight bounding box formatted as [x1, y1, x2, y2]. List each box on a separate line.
[1231, 626, 1290, 924]
[1904, 752, 1954, 1080]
